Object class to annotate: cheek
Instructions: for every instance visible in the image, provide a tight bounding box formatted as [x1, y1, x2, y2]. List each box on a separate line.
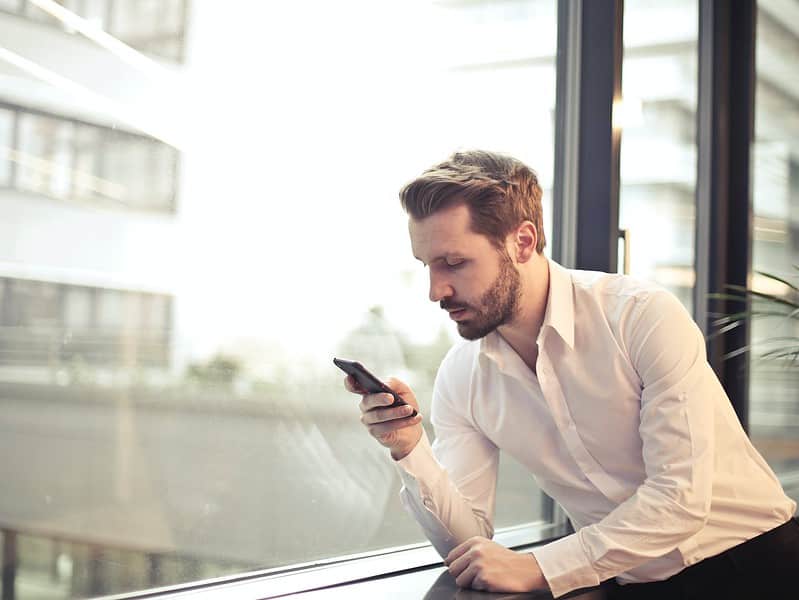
[456, 272, 488, 300]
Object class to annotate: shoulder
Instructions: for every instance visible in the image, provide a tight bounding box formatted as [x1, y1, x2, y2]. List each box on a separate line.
[570, 268, 664, 300]
[569, 268, 681, 321]
[433, 339, 482, 410]
[437, 338, 481, 382]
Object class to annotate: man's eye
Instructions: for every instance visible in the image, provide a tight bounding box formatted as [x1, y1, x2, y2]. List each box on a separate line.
[446, 260, 465, 269]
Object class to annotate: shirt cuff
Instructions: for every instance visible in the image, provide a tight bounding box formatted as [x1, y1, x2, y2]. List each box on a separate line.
[394, 431, 459, 558]
[395, 430, 444, 489]
[531, 533, 600, 598]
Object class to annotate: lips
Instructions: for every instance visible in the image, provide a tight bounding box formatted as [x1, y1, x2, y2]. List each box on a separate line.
[447, 308, 470, 321]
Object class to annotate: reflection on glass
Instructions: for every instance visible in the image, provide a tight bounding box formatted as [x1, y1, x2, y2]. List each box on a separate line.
[619, 0, 698, 311]
[0, 1, 558, 598]
[0, 0, 21, 13]
[749, 0, 799, 505]
[17, 112, 74, 199]
[103, 132, 174, 210]
[108, 0, 187, 61]
[15, 0, 187, 62]
[3, 106, 177, 211]
[0, 278, 172, 371]
[72, 125, 102, 202]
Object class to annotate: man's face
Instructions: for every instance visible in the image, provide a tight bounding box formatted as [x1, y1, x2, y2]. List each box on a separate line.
[409, 203, 521, 340]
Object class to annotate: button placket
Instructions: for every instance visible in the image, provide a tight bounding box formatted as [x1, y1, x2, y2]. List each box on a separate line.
[538, 352, 626, 503]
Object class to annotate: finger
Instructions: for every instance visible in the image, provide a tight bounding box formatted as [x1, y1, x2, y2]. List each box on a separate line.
[454, 562, 480, 589]
[383, 377, 411, 395]
[361, 404, 416, 425]
[445, 538, 478, 566]
[470, 574, 487, 592]
[383, 378, 419, 409]
[358, 393, 396, 412]
[446, 550, 472, 578]
[366, 414, 422, 438]
[344, 375, 360, 394]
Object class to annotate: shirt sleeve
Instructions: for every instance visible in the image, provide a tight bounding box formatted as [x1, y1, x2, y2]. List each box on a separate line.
[395, 349, 500, 558]
[533, 290, 717, 597]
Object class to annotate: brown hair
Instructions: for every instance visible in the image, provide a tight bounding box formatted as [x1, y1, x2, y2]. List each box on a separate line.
[399, 150, 546, 253]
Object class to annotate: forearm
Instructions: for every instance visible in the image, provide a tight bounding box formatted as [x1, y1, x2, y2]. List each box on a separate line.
[395, 431, 495, 556]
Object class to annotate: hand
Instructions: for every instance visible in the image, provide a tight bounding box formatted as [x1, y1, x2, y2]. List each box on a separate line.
[344, 375, 423, 460]
[444, 537, 549, 593]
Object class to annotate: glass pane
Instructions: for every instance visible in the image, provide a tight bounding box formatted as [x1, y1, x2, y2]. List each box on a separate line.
[63, 286, 92, 329]
[749, 0, 799, 504]
[102, 131, 174, 210]
[619, 0, 699, 312]
[110, 0, 184, 60]
[72, 124, 103, 202]
[17, 113, 74, 200]
[79, 0, 109, 30]
[0, 0, 21, 14]
[0, 0, 559, 597]
[111, 0, 161, 36]
[0, 279, 61, 366]
[0, 107, 12, 186]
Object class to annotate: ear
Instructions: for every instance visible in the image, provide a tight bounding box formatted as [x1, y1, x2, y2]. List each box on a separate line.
[511, 221, 538, 263]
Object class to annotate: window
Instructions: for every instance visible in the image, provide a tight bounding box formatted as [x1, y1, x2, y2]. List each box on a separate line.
[72, 125, 103, 203]
[0, 277, 172, 374]
[619, 0, 699, 312]
[12, 0, 189, 62]
[0, 1, 559, 597]
[749, 0, 799, 504]
[2, 105, 178, 213]
[17, 112, 75, 200]
[109, 0, 187, 62]
[4, 2, 797, 598]
[102, 129, 177, 211]
[0, 0, 21, 13]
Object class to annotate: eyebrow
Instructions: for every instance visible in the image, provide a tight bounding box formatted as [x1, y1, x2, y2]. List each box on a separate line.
[413, 254, 462, 266]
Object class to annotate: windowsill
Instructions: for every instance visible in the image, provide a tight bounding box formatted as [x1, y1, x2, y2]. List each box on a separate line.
[97, 520, 571, 600]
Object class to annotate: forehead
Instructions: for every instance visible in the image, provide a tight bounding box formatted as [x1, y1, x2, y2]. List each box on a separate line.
[408, 203, 492, 261]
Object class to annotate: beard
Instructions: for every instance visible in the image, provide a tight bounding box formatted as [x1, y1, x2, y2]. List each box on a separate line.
[441, 249, 522, 341]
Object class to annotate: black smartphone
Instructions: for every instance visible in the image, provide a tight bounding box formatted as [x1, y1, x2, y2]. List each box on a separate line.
[333, 357, 417, 416]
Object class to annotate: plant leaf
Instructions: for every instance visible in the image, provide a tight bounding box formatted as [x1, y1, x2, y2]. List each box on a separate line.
[755, 270, 799, 293]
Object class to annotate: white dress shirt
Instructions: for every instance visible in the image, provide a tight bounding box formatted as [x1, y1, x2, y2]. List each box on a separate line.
[396, 259, 796, 598]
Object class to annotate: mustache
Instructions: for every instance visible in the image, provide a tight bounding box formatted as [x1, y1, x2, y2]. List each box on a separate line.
[440, 300, 470, 311]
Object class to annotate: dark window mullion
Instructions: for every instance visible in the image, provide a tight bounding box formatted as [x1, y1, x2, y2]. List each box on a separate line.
[694, 0, 756, 430]
[573, 0, 624, 273]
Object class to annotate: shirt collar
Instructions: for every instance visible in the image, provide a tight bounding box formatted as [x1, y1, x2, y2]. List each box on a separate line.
[479, 257, 575, 359]
[542, 258, 575, 349]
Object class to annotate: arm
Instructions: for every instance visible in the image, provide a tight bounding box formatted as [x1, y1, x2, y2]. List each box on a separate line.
[350, 352, 549, 593]
[533, 290, 717, 597]
[395, 352, 500, 556]
[347, 359, 499, 555]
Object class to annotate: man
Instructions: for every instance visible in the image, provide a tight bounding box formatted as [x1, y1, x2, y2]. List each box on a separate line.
[344, 150, 798, 598]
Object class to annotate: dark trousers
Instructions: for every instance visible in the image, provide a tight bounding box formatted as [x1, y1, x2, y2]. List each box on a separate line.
[604, 518, 799, 600]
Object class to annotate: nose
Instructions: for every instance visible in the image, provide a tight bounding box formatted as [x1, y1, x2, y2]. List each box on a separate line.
[429, 271, 454, 303]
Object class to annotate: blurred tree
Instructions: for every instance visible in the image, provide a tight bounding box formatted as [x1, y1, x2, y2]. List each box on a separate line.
[186, 353, 242, 387]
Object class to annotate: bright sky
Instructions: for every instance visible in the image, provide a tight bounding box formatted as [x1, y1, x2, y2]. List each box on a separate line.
[163, 0, 558, 371]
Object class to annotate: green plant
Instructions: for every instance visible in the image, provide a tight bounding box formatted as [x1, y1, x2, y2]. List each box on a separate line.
[709, 265, 799, 364]
[186, 353, 242, 386]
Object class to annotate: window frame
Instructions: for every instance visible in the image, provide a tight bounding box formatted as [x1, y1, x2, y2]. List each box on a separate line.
[0, 101, 180, 215]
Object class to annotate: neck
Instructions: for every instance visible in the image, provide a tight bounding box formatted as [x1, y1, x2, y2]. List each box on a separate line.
[496, 254, 550, 372]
